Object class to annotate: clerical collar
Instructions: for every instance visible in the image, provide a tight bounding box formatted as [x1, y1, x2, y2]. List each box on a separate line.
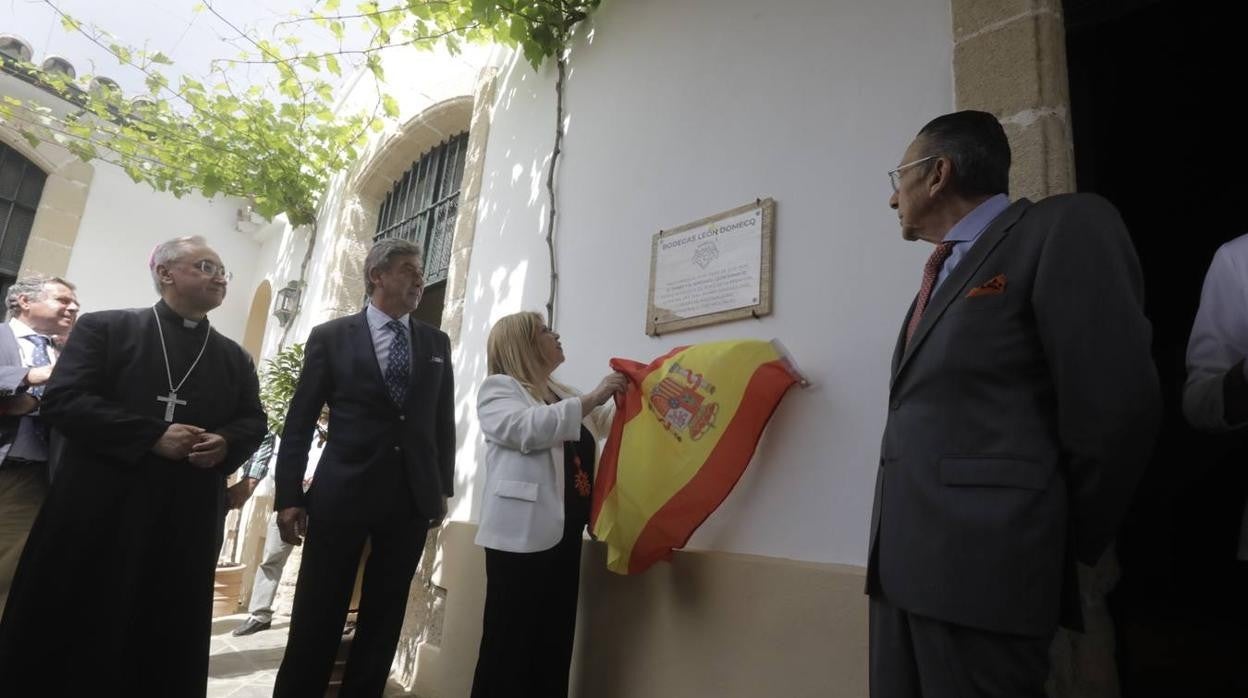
[366, 302, 409, 330]
[154, 300, 208, 330]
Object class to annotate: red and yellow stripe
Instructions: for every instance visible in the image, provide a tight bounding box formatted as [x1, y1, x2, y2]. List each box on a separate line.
[591, 340, 801, 574]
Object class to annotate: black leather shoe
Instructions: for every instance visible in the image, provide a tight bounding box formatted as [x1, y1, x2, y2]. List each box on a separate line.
[231, 617, 272, 637]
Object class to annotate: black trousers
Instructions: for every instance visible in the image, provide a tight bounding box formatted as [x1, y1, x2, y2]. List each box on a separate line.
[869, 595, 1051, 698]
[471, 527, 584, 698]
[274, 510, 429, 697]
[0, 460, 224, 697]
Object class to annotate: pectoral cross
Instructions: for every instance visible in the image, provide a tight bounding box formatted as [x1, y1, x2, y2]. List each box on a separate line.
[157, 390, 187, 422]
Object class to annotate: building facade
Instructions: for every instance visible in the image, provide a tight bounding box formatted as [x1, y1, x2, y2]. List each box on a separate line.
[267, 2, 1078, 696]
[5, 1, 1109, 696]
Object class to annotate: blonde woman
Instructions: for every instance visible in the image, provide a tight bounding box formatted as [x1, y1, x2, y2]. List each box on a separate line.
[471, 311, 625, 698]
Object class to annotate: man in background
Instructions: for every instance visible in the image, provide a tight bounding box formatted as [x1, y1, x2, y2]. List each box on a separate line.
[1182, 233, 1248, 560]
[0, 274, 78, 611]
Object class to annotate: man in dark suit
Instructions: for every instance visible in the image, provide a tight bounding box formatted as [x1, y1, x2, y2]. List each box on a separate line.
[274, 238, 456, 696]
[866, 111, 1162, 697]
[0, 275, 77, 611]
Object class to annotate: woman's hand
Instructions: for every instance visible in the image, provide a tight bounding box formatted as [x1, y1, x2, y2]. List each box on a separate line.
[582, 371, 628, 410]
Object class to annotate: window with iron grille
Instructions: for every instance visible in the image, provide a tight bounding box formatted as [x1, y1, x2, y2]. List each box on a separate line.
[374, 133, 469, 286]
[0, 142, 48, 308]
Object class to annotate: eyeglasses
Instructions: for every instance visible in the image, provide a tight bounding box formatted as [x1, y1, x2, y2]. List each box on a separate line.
[190, 259, 232, 281]
[888, 155, 939, 193]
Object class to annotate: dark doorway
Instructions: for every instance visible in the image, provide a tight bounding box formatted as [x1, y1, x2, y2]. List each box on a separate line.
[412, 280, 446, 328]
[1065, 1, 1248, 695]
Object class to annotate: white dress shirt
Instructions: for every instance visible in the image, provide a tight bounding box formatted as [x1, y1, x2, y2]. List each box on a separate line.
[933, 193, 1011, 291]
[365, 302, 411, 376]
[6, 317, 58, 370]
[1182, 232, 1248, 559]
[1183, 233, 1248, 432]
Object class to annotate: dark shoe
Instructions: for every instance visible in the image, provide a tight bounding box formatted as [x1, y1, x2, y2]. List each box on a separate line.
[232, 617, 271, 637]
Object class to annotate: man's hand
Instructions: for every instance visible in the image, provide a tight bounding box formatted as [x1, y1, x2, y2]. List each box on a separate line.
[188, 432, 229, 469]
[151, 424, 205, 460]
[277, 506, 308, 545]
[226, 477, 259, 509]
[23, 365, 53, 387]
[0, 394, 39, 417]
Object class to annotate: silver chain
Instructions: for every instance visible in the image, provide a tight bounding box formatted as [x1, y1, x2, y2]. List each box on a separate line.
[152, 306, 211, 394]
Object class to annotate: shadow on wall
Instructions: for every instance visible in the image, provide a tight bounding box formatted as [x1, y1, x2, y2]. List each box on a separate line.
[390, 25, 632, 691]
[450, 18, 635, 521]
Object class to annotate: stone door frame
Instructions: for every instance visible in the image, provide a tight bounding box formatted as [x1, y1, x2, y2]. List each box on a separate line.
[0, 126, 94, 278]
[952, 0, 1072, 199]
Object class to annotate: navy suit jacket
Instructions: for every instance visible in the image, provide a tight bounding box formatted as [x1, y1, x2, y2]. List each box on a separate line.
[274, 310, 455, 522]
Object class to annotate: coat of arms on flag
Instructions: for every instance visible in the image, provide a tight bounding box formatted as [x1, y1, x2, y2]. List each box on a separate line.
[590, 339, 806, 574]
[648, 363, 719, 441]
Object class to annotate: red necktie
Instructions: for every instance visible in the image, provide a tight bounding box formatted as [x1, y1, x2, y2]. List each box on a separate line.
[905, 241, 956, 346]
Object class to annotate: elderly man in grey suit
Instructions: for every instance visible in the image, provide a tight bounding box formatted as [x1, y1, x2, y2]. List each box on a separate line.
[866, 111, 1162, 697]
[0, 275, 78, 610]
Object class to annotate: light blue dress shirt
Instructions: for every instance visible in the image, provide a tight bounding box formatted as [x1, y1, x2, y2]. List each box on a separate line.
[365, 302, 411, 377]
[933, 193, 1012, 292]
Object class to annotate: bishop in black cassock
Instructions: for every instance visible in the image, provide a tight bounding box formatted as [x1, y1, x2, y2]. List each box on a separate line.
[0, 236, 265, 696]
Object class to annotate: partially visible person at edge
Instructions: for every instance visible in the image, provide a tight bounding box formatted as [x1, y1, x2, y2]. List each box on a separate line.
[0, 274, 78, 613]
[1181, 233, 1248, 562]
[470, 310, 626, 698]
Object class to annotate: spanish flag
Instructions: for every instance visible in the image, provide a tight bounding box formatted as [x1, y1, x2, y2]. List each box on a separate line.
[590, 339, 804, 574]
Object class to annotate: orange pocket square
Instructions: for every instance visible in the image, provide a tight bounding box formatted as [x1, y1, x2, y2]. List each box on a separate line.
[966, 274, 1007, 297]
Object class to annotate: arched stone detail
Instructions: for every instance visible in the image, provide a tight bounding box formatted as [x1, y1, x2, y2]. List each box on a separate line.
[352, 96, 475, 203]
[242, 280, 273, 360]
[321, 96, 475, 316]
[950, 0, 1074, 199]
[324, 72, 498, 352]
[0, 127, 95, 279]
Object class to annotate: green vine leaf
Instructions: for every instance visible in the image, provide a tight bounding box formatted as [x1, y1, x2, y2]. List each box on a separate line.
[11, 0, 601, 229]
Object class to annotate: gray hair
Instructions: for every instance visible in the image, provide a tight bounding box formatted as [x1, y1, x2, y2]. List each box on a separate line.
[6, 274, 76, 314]
[149, 235, 208, 293]
[364, 238, 422, 295]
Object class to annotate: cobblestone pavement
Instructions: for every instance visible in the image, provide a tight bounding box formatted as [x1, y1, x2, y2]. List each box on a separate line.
[207, 613, 409, 697]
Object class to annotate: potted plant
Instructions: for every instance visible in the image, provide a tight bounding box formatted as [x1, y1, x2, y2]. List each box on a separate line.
[212, 562, 248, 617]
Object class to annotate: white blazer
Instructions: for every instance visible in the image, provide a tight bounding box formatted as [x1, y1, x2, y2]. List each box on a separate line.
[474, 374, 613, 553]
